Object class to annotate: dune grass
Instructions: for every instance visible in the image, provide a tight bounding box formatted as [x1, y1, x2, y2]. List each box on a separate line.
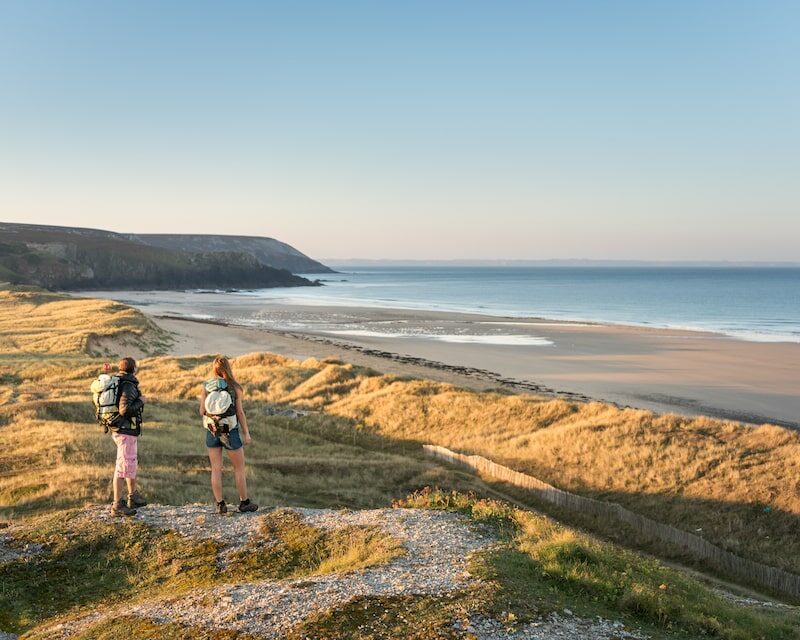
[0, 403, 464, 517]
[0, 289, 172, 356]
[149, 353, 796, 578]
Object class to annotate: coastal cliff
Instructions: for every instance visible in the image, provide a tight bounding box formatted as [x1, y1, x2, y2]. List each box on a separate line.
[131, 233, 334, 274]
[0, 223, 322, 290]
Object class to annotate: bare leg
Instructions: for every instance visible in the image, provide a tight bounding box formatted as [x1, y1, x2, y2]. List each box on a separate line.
[113, 476, 125, 503]
[227, 448, 248, 502]
[207, 447, 224, 503]
[126, 478, 136, 496]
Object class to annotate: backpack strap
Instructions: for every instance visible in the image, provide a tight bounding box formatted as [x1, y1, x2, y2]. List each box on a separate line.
[204, 377, 228, 393]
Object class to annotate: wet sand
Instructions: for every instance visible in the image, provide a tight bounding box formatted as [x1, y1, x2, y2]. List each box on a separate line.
[110, 292, 800, 429]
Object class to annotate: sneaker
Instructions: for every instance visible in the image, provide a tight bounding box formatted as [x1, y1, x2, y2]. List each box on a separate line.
[238, 498, 258, 513]
[111, 500, 137, 517]
[216, 500, 227, 515]
[127, 491, 147, 509]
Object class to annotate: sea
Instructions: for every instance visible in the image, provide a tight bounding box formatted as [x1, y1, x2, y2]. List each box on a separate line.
[238, 266, 800, 343]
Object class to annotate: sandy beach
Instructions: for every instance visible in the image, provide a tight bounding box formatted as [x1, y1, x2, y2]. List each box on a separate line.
[86, 290, 800, 429]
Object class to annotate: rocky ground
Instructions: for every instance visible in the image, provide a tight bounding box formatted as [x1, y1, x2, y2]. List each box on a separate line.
[7, 504, 654, 639]
[0, 533, 42, 564]
[462, 613, 649, 640]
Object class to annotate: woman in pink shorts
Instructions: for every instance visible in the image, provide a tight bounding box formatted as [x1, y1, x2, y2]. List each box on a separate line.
[109, 357, 148, 516]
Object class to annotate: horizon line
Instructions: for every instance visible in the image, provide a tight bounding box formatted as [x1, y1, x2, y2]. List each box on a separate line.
[320, 258, 800, 267]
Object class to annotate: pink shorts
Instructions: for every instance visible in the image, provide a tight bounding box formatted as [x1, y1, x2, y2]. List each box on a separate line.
[112, 433, 138, 479]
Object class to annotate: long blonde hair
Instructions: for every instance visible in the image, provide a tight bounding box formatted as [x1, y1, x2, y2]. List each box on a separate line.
[212, 355, 240, 391]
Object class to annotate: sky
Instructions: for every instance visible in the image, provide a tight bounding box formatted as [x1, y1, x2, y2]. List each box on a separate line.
[0, 1, 798, 261]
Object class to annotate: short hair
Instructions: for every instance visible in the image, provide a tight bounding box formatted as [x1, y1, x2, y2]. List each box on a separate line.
[118, 357, 137, 373]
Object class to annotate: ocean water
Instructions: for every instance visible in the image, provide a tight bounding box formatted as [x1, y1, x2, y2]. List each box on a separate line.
[240, 266, 800, 343]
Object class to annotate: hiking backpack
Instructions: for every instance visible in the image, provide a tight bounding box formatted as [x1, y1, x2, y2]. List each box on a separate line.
[91, 374, 121, 431]
[203, 378, 238, 434]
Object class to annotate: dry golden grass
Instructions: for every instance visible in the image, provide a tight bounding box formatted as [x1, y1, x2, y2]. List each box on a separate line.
[0, 300, 468, 515]
[1, 291, 799, 577]
[317, 369, 800, 573]
[0, 289, 171, 356]
[102, 352, 800, 575]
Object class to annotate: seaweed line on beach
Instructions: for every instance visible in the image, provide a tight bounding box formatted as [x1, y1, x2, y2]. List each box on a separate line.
[155, 315, 596, 404]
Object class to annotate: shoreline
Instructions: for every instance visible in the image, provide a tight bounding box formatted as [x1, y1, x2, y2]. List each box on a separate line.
[70, 289, 800, 429]
[247, 297, 800, 345]
[156, 314, 593, 400]
[152, 308, 800, 429]
[74, 287, 800, 345]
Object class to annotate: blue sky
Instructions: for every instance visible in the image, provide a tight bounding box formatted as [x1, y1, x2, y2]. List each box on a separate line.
[1, 1, 798, 260]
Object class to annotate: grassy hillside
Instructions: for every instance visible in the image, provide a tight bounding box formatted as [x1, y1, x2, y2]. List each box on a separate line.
[1, 291, 799, 638]
[0, 222, 317, 290]
[0, 289, 173, 357]
[80, 351, 795, 579]
[0, 289, 466, 514]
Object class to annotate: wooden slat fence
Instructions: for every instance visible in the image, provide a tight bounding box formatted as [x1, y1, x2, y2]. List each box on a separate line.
[424, 444, 800, 599]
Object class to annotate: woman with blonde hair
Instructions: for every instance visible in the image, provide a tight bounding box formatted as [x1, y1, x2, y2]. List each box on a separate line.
[199, 355, 258, 514]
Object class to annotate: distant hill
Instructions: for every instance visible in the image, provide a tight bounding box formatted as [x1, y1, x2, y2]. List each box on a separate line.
[132, 234, 334, 274]
[0, 222, 319, 290]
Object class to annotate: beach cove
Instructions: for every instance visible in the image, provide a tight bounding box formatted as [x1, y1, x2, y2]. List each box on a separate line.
[84, 288, 800, 429]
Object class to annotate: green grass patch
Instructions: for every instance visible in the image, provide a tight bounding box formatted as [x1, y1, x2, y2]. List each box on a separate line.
[227, 509, 403, 581]
[399, 488, 800, 640]
[0, 511, 220, 635]
[289, 593, 484, 640]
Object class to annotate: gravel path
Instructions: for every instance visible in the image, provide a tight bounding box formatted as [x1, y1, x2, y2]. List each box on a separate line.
[130, 507, 495, 638]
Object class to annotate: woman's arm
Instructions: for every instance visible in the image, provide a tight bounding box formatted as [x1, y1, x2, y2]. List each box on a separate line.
[235, 386, 251, 445]
[198, 387, 207, 417]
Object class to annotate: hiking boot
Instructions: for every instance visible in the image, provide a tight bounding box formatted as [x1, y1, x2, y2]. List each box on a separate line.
[127, 491, 147, 509]
[238, 499, 258, 513]
[111, 500, 137, 517]
[216, 500, 227, 515]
